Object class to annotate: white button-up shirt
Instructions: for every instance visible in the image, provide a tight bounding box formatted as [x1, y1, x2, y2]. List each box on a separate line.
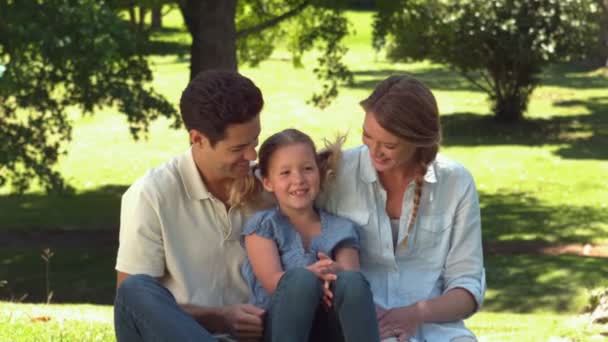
[319, 145, 486, 341]
[116, 148, 250, 307]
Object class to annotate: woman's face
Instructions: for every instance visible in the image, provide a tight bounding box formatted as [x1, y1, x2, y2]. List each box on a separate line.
[362, 112, 417, 173]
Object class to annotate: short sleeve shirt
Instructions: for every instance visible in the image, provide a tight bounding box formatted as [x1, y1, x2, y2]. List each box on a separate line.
[240, 207, 360, 309]
[116, 148, 250, 307]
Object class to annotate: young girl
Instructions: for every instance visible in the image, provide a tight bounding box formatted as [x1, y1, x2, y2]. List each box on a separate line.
[237, 129, 380, 342]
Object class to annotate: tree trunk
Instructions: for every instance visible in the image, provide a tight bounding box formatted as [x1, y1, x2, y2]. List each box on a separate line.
[128, 5, 136, 28]
[494, 92, 527, 123]
[600, 0, 608, 67]
[179, 0, 238, 80]
[138, 6, 148, 32]
[151, 5, 162, 30]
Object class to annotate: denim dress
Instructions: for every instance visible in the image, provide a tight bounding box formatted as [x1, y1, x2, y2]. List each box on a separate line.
[240, 207, 360, 309]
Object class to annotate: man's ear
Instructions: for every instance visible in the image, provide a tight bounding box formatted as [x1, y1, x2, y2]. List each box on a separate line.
[262, 177, 274, 193]
[189, 129, 210, 148]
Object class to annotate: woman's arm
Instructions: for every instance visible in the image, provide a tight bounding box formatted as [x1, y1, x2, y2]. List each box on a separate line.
[378, 288, 476, 339]
[333, 247, 360, 271]
[244, 234, 284, 294]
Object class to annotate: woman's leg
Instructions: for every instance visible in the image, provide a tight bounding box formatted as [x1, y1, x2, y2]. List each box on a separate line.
[264, 268, 323, 342]
[114, 274, 216, 342]
[331, 270, 380, 342]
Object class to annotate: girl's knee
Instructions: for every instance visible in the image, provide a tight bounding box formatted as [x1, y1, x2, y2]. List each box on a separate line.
[334, 271, 372, 301]
[276, 268, 322, 298]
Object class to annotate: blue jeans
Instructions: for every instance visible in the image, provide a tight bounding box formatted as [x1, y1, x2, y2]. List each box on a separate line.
[114, 274, 216, 342]
[265, 268, 380, 342]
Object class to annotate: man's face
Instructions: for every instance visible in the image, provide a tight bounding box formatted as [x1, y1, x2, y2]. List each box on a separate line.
[198, 116, 261, 180]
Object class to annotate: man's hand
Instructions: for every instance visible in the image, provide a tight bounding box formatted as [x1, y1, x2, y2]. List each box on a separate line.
[378, 304, 424, 342]
[221, 304, 265, 340]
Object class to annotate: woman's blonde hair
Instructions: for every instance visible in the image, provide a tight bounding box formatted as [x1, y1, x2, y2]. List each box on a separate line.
[360, 75, 441, 245]
[229, 129, 344, 211]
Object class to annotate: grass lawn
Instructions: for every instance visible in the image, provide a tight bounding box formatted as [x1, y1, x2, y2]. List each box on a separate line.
[2, 303, 607, 341]
[1, 9, 607, 341]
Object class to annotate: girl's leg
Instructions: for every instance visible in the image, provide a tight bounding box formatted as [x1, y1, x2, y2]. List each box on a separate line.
[264, 268, 323, 342]
[331, 270, 381, 342]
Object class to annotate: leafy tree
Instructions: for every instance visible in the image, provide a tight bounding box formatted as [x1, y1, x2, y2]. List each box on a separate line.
[0, 0, 179, 193]
[373, 0, 601, 122]
[176, 0, 353, 107]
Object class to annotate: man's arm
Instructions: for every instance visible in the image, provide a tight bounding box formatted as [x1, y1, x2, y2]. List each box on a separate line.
[116, 271, 133, 288]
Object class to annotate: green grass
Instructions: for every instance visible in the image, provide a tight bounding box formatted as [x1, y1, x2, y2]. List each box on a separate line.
[1, 303, 606, 342]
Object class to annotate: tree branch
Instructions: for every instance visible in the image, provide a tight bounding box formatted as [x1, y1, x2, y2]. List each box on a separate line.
[236, 0, 310, 39]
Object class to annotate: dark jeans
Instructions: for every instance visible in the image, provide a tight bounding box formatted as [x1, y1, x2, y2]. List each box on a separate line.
[114, 274, 216, 342]
[264, 268, 380, 342]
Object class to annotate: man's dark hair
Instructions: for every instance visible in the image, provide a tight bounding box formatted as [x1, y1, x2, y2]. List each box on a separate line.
[180, 70, 264, 146]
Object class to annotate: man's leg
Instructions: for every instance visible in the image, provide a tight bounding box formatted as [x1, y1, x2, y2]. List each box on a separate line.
[332, 270, 380, 342]
[114, 274, 216, 342]
[264, 268, 323, 342]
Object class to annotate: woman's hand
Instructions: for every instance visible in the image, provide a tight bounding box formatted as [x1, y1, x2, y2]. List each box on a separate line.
[378, 304, 424, 341]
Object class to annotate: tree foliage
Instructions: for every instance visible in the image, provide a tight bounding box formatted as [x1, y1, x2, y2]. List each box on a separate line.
[374, 0, 602, 122]
[177, 0, 353, 108]
[0, 0, 179, 193]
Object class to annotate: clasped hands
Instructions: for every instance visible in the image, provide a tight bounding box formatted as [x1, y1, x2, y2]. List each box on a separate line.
[305, 252, 343, 308]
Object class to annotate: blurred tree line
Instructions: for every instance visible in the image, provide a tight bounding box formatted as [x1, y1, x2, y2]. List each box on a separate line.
[0, 0, 606, 192]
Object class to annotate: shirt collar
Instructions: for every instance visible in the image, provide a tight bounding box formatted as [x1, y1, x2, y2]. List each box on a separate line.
[358, 145, 438, 184]
[178, 147, 211, 200]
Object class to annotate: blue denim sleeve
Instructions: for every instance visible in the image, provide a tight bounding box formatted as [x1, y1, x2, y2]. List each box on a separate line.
[240, 209, 276, 247]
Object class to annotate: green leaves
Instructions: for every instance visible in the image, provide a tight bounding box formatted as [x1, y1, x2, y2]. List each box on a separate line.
[0, 0, 179, 193]
[373, 0, 602, 121]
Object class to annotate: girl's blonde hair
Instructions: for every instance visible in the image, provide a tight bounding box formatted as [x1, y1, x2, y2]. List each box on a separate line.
[229, 128, 344, 211]
[360, 75, 441, 246]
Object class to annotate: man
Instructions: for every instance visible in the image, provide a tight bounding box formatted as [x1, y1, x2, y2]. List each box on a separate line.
[114, 70, 265, 341]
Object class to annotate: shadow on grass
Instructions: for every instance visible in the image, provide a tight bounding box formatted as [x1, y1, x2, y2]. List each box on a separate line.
[479, 191, 608, 244]
[142, 39, 189, 57]
[349, 68, 480, 92]
[440, 97, 608, 160]
[0, 185, 126, 231]
[484, 254, 608, 313]
[349, 63, 608, 93]
[2, 246, 606, 313]
[0, 247, 117, 305]
[540, 63, 608, 89]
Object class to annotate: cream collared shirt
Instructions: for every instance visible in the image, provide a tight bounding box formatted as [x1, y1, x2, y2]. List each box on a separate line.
[319, 145, 486, 342]
[116, 148, 249, 307]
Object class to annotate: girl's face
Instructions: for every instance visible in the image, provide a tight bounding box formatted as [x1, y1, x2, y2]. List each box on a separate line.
[262, 143, 320, 214]
[362, 112, 417, 173]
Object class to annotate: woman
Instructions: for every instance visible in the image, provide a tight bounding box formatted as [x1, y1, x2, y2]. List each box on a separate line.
[320, 75, 485, 341]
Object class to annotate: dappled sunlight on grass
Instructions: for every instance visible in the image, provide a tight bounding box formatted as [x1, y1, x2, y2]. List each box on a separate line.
[484, 255, 608, 313]
[479, 191, 608, 244]
[0, 303, 114, 341]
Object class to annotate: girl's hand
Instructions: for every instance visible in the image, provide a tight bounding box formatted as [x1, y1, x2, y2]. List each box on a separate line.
[306, 252, 343, 308]
[378, 304, 424, 341]
[306, 259, 336, 307]
[317, 252, 344, 274]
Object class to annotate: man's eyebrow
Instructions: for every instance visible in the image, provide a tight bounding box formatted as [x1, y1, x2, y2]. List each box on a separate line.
[229, 143, 249, 149]
[230, 138, 257, 149]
